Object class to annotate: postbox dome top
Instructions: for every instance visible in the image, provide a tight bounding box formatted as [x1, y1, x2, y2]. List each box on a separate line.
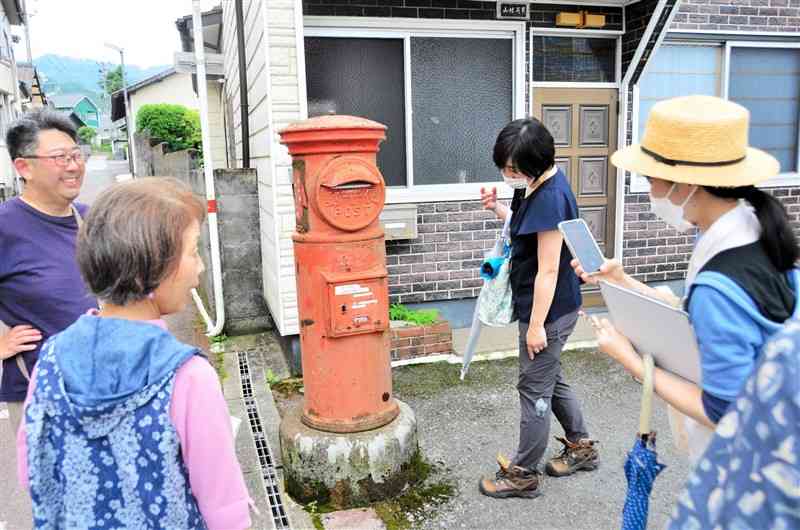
[281, 115, 387, 134]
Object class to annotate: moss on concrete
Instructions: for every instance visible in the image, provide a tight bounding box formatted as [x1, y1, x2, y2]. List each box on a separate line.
[391, 348, 605, 400]
[373, 457, 456, 530]
[290, 451, 456, 530]
[270, 377, 304, 398]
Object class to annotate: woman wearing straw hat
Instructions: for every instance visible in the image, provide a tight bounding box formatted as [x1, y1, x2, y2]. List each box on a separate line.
[572, 95, 800, 462]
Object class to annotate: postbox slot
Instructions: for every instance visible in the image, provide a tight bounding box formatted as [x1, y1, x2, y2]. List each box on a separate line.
[321, 181, 373, 190]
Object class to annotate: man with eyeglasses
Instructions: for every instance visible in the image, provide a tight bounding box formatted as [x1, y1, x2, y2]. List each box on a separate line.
[0, 109, 97, 441]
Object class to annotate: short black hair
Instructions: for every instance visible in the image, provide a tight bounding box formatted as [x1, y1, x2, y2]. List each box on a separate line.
[6, 108, 78, 160]
[492, 118, 555, 181]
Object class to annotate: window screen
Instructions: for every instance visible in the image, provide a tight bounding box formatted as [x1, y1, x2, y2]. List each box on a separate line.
[411, 37, 512, 185]
[729, 47, 800, 173]
[304, 37, 407, 186]
[637, 44, 721, 142]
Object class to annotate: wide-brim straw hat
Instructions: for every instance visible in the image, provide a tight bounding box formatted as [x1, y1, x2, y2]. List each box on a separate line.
[612, 95, 780, 187]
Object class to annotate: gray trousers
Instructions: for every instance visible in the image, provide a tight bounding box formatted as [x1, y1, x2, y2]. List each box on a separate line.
[512, 310, 589, 471]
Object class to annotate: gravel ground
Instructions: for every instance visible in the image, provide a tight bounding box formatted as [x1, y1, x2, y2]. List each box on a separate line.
[392, 348, 692, 530]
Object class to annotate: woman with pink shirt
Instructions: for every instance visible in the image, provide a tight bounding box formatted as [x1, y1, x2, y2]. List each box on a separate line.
[17, 177, 252, 529]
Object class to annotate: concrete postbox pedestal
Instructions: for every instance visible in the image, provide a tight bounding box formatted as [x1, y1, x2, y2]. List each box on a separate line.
[278, 115, 420, 508]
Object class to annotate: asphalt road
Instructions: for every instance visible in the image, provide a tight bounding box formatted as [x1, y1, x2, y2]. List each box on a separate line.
[392, 349, 692, 530]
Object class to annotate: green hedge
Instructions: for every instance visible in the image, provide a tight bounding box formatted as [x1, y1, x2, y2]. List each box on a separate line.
[136, 103, 201, 152]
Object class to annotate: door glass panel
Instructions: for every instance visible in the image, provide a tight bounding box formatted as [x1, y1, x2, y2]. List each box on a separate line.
[411, 37, 513, 185]
[531, 36, 616, 83]
[305, 37, 407, 186]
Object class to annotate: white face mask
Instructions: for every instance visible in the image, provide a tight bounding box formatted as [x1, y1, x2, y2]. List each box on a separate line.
[649, 183, 697, 233]
[503, 174, 529, 189]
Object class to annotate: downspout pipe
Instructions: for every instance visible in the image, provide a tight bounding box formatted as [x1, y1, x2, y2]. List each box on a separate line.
[235, 0, 250, 168]
[190, 0, 225, 336]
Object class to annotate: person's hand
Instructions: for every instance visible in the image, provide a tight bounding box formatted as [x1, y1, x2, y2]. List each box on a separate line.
[0, 325, 42, 360]
[480, 186, 498, 212]
[586, 314, 642, 379]
[571, 258, 626, 286]
[526, 324, 547, 359]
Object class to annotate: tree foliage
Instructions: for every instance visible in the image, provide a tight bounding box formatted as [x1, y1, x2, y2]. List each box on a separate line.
[77, 126, 97, 145]
[103, 65, 123, 94]
[136, 104, 201, 152]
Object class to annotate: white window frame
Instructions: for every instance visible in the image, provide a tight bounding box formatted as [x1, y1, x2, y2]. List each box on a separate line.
[303, 17, 526, 204]
[725, 41, 800, 188]
[530, 27, 623, 89]
[630, 39, 800, 193]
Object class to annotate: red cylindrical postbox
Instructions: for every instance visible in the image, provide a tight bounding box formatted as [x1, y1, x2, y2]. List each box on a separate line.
[279, 115, 399, 433]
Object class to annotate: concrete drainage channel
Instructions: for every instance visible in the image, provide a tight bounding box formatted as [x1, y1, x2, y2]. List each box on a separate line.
[237, 351, 292, 530]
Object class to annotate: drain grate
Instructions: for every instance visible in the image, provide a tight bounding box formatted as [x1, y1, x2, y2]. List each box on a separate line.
[238, 351, 291, 530]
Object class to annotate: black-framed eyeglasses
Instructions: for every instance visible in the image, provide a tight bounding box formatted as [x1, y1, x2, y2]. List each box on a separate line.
[24, 150, 86, 167]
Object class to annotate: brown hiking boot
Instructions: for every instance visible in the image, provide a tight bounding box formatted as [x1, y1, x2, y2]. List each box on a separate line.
[479, 454, 542, 499]
[545, 437, 599, 477]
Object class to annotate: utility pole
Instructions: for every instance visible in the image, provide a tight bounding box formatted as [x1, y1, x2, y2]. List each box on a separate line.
[21, 0, 31, 63]
[105, 42, 135, 176]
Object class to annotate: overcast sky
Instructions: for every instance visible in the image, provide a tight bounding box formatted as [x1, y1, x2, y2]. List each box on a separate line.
[15, 0, 220, 67]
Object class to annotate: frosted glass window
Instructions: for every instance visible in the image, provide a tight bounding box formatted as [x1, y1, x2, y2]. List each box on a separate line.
[304, 37, 407, 186]
[531, 36, 616, 83]
[411, 37, 513, 185]
[729, 47, 800, 173]
[637, 44, 721, 142]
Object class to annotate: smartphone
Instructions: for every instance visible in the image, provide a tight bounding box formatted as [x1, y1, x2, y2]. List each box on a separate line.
[558, 218, 605, 274]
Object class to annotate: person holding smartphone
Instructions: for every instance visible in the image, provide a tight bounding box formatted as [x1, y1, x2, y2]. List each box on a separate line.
[477, 118, 598, 500]
[573, 95, 800, 463]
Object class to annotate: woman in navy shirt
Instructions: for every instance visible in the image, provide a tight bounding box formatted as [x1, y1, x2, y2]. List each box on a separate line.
[478, 118, 598, 500]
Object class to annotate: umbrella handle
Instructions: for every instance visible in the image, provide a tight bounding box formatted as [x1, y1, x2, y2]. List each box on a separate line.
[639, 353, 655, 436]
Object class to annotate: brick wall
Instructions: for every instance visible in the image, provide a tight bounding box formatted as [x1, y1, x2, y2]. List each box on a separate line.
[303, 0, 621, 28]
[673, 0, 800, 32]
[623, 187, 800, 282]
[622, 0, 660, 77]
[390, 321, 453, 360]
[387, 201, 503, 304]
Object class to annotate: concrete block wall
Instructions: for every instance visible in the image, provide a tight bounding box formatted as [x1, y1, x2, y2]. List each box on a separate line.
[137, 138, 273, 334]
[214, 168, 274, 334]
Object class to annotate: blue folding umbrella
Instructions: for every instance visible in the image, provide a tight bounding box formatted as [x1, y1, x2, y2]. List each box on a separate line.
[621, 354, 667, 530]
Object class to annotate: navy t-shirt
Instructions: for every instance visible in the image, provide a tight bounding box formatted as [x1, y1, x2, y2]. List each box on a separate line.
[0, 198, 97, 401]
[508, 169, 582, 324]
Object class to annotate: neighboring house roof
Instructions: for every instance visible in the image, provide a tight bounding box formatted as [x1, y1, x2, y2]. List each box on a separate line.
[17, 61, 47, 104]
[175, 5, 223, 53]
[17, 62, 34, 85]
[63, 110, 87, 129]
[50, 93, 98, 112]
[109, 67, 179, 122]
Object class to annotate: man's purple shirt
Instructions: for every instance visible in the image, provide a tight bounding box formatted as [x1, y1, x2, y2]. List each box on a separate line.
[0, 198, 97, 401]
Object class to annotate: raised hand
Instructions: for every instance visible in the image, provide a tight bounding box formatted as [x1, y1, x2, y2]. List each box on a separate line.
[480, 186, 498, 212]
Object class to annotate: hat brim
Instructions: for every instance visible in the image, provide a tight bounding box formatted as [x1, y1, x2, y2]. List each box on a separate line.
[611, 144, 780, 187]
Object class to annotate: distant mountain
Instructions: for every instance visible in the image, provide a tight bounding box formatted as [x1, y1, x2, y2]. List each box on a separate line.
[33, 54, 169, 114]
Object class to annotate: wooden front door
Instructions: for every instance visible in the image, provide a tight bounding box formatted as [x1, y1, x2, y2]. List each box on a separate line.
[532, 88, 618, 304]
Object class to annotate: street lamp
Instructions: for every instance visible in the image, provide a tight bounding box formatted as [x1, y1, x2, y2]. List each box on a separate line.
[104, 42, 135, 176]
